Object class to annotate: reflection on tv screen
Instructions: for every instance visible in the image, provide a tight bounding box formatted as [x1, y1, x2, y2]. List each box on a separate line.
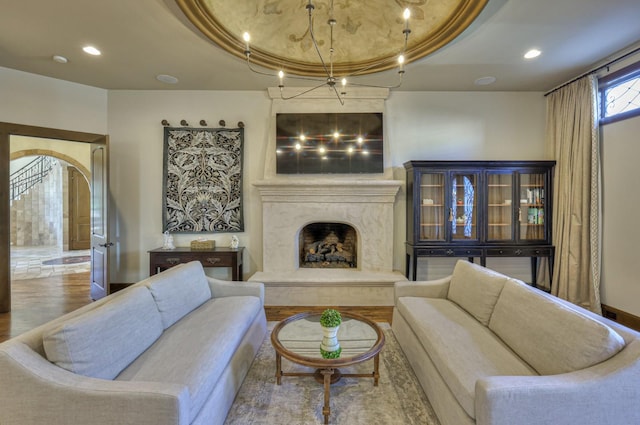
[276, 113, 383, 174]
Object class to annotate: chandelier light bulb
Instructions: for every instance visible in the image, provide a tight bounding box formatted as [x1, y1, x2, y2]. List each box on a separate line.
[341, 78, 347, 86]
[398, 54, 406, 72]
[357, 136, 364, 144]
[295, 142, 302, 151]
[299, 134, 306, 141]
[319, 146, 326, 154]
[278, 70, 285, 87]
[403, 8, 411, 21]
[242, 32, 251, 52]
[333, 131, 340, 139]
[348, 146, 354, 154]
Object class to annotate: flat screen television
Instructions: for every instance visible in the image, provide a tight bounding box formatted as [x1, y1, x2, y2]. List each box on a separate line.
[276, 112, 383, 174]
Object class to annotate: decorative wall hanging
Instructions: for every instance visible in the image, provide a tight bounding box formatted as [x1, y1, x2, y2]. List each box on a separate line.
[163, 127, 244, 233]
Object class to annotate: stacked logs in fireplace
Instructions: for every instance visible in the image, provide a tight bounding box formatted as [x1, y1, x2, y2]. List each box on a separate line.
[300, 223, 357, 268]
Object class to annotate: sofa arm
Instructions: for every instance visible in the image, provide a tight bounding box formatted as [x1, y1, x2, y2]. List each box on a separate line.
[207, 276, 264, 304]
[0, 342, 190, 425]
[394, 276, 451, 305]
[475, 340, 640, 425]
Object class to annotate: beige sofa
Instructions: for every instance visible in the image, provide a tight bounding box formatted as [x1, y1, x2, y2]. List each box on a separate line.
[392, 260, 640, 425]
[0, 261, 267, 425]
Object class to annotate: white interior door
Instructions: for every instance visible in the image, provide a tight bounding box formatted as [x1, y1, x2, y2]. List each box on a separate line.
[90, 139, 110, 300]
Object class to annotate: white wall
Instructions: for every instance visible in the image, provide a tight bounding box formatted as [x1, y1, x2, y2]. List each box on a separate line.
[108, 89, 547, 282]
[601, 115, 640, 317]
[107, 90, 272, 282]
[386, 91, 548, 281]
[0, 67, 107, 134]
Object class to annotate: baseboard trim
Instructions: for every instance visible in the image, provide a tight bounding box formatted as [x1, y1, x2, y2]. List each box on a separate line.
[265, 306, 393, 323]
[601, 304, 640, 332]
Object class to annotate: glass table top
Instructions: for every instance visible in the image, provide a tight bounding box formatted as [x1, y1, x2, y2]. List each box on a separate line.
[275, 313, 380, 360]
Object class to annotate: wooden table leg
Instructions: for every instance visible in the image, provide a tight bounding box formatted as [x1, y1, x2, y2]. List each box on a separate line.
[321, 368, 334, 425]
[373, 353, 380, 386]
[275, 352, 282, 385]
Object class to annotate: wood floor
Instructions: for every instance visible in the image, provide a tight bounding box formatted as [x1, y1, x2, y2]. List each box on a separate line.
[0, 272, 92, 343]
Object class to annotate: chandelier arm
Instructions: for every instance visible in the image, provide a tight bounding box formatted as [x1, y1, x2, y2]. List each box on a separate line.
[307, 1, 331, 79]
[246, 56, 280, 77]
[345, 73, 404, 89]
[279, 82, 330, 100]
[329, 82, 345, 105]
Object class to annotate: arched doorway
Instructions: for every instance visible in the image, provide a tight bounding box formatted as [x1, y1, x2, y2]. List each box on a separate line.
[10, 148, 92, 281]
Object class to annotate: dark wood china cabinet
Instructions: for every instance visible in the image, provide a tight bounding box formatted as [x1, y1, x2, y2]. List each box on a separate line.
[405, 160, 555, 288]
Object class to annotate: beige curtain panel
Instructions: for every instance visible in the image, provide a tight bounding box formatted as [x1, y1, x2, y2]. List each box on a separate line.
[546, 75, 601, 314]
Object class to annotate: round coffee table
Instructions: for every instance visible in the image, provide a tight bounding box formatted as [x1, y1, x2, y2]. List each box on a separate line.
[271, 311, 385, 424]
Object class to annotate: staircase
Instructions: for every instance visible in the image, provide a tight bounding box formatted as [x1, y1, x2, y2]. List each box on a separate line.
[10, 157, 64, 247]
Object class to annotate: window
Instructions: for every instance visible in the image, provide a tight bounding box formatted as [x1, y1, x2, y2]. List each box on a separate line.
[599, 62, 640, 125]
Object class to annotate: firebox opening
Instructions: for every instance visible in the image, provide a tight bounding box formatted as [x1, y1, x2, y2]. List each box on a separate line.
[299, 222, 357, 269]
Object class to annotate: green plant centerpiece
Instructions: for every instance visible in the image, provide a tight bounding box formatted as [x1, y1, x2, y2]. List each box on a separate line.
[319, 309, 342, 359]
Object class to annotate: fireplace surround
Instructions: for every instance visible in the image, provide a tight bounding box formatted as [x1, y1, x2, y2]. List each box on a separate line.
[248, 87, 407, 306]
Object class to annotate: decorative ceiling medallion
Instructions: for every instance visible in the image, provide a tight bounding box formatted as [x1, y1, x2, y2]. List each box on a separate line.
[176, 0, 489, 77]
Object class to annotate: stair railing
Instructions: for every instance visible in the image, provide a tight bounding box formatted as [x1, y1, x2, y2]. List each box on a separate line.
[9, 156, 56, 201]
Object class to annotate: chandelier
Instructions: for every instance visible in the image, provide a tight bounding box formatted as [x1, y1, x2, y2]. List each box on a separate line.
[241, 0, 411, 105]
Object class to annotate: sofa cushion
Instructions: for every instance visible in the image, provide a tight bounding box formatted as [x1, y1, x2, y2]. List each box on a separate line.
[43, 286, 164, 379]
[144, 261, 212, 329]
[116, 295, 262, 422]
[447, 260, 508, 326]
[489, 279, 626, 375]
[397, 296, 536, 419]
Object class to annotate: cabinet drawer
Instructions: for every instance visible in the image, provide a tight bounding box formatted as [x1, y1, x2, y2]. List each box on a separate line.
[153, 254, 233, 267]
[451, 248, 483, 257]
[415, 248, 482, 257]
[485, 247, 553, 257]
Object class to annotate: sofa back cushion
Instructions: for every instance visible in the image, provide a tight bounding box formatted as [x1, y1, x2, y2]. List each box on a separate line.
[489, 279, 626, 375]
[447, 260, 508, 326]
[144, 261, 212, 329]
[43, 286, 163, 379]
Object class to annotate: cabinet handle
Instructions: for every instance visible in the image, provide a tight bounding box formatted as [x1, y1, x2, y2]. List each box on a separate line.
[518, 208, 522, 222]
[449, 208, 454, 222]
[446, 249, 454, 256]
[515, 249, 523, 255]
[167, 258, 181, 265]
[206, 257, 221, 264]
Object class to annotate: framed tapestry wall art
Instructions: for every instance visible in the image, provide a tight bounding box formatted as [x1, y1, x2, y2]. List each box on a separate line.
[163, 127, 244, 233]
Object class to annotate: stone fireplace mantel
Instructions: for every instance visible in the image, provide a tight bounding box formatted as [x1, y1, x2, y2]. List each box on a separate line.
[253, 178, 402, 203]
[251, 177, 407, 306]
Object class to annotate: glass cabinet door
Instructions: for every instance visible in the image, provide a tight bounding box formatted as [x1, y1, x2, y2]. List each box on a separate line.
[419, 172, 445, 241]
[519, 172, 546, 240]
[487, 172, 514, 241]
[450, 172, 478, 241]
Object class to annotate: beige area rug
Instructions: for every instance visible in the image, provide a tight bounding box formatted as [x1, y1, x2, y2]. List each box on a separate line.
[225, 324, 441, 425]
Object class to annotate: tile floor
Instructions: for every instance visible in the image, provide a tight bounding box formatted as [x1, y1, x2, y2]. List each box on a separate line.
[10, 246, 91, 281]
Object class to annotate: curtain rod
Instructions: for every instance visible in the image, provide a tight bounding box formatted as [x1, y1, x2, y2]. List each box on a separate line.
[544, 45, 640, 97]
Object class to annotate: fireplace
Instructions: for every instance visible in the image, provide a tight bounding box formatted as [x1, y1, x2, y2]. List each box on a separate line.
[299, 222, 357, 268]
[248, 86, 407, 306]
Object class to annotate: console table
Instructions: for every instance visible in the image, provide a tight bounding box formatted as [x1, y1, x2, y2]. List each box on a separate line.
[148, 247, 244, 281]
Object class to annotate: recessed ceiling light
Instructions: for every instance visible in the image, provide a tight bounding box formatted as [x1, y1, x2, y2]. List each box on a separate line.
[82, 46, 101, 56]
[524, 49, 541, 59]
[156, 74, 179, 84]
[474, 76, 496, 86]
[52, 55, 68, 64]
